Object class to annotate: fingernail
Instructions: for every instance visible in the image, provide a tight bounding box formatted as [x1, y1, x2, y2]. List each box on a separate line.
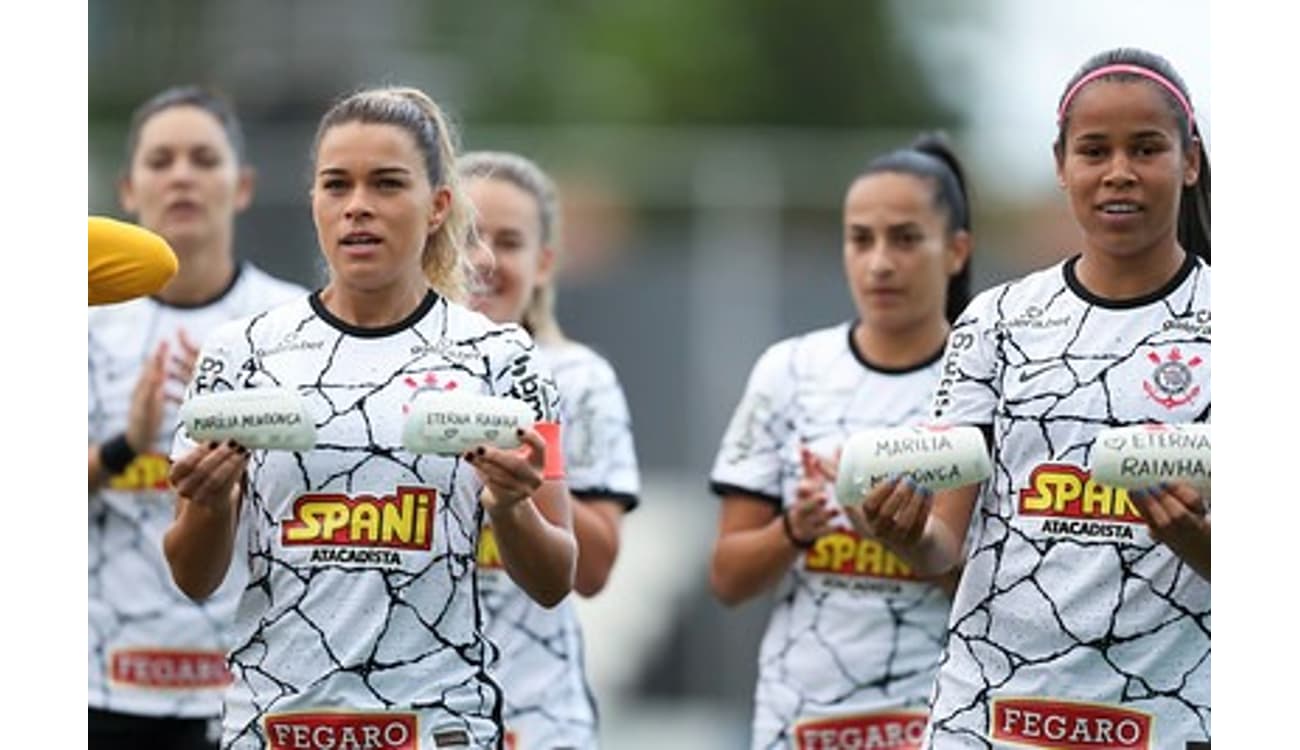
[476, 446, 486, 456]
[1158, 482, 1172, 492]
[463, 451, 474, 462]
[516, 428, 525, 437]
[1130, 488, 1146, 499]
[226, 439, 238, 449]
[208, 441, 220, 450]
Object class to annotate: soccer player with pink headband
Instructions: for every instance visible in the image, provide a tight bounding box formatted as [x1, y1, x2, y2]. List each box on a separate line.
[845, 47, 1211, 748]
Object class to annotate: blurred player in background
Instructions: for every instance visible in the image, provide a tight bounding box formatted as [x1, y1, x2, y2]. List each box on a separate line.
[850, 48, 1211, 748]
[460, 150, 642, 749]
[88, 86, 305, 750]
[708, 133, 975, 750]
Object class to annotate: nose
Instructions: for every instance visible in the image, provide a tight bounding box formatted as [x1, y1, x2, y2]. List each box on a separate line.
[866, 247, 897, 278]
[343, 187, 373, 220]
[1102, 152, 1137, 189]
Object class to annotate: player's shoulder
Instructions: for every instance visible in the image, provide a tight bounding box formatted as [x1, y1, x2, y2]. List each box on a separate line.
[759, 321, 850, 370]
[236, 263, 311, 304]
[207, 294, 314, 352]
[959, 259, 1072, 327]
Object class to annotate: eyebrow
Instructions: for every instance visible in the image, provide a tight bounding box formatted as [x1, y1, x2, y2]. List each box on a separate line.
[317, 166, 413, 177]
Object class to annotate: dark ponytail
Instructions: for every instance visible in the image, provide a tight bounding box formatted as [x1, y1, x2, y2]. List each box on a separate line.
[1056, 47, 1209, 265]
[859, 131, 973, 322]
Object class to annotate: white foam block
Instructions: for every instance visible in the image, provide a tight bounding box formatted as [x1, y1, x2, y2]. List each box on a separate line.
[1090, 422, 1211, 490]
[835, 424, 991, 504]
[402, 392, 535, 456]
[178, 388, 316, 451]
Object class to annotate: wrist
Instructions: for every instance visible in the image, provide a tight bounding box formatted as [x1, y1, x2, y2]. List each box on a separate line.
[780, 507, 815, 550]
[99, 433, 138, 476]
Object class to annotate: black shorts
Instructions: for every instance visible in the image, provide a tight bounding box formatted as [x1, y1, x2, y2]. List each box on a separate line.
[88, 708, 218, 750]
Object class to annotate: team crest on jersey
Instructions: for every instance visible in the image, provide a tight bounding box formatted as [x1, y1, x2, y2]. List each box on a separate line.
[991, 697, 1152, 749]
[1018, 464, 1144, 541]
[281, 486, 436, 567]
[793, 710, 927, 750]
[1142, 347, 1203, 410]
[401, 372, 459, 414]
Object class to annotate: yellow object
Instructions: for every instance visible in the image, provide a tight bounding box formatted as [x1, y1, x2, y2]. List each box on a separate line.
[88, 216, 179, 305]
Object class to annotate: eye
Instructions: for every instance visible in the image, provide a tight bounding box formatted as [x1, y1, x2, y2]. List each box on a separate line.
[376, 177, 405, 190]
[191, 149, 222, 169]
[144, 152, 173, 170]
[320, 178, 347, 192]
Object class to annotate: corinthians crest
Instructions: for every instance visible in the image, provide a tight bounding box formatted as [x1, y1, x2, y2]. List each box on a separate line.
[1143, 347, 1203, 409]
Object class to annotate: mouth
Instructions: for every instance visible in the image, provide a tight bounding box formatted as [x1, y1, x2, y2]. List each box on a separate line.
[339, 231, 383, 254]
[164, 199, 202, 218]
[1095, 200, 1144, 217]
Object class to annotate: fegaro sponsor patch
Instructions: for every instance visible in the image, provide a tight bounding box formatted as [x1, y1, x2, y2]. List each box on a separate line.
[804, 531, 918, 581]
[107, 452, 170, 491]
[991, 697, 1151, 749]
[281, 486, 436, 551]
[109, 648, 231, 689]
[264, 712, 418, 750]
[793, 710, 927, 749]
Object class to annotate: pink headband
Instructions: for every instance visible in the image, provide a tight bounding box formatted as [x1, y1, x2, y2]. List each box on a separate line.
[1057, 63, 1194, 125]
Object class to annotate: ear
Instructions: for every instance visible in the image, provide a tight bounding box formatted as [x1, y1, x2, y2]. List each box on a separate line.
[1183, 136, 1202, 188]
[1053, 143, 1067, 189]
[946, 229, 972, 277]
[429, 186, 453, 233]
[234, 166, 257, 214]
[118, 173, 137, 214]
[535, 244, 557, 286]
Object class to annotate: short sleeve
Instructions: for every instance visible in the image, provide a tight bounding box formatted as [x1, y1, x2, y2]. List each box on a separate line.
[931, 291, 1002, 427]
[708, 341, 797, 506]
[560, 354, 641, 510]
[496, 329, 561, 426]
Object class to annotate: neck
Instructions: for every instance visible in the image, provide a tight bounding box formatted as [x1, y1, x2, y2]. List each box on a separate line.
[853, 315, 949, 370]
[155, 240, 237, 306]
[1074, 240, 1186, 300]
[320, 278, 430, 329]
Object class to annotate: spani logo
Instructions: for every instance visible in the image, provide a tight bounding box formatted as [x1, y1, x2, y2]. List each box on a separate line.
[282, 486, 435, 550]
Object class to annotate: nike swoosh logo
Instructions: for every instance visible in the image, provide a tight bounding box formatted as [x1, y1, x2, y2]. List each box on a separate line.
[1018, 363, 1057, 383]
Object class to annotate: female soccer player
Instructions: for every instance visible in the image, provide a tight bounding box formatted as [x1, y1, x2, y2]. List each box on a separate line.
[709, 133, 975, 750]
[459, 150, 641, 749]
[850, 48, 1211, 748]
[88, 86, 305, 750]
[162, 87, 577, 750]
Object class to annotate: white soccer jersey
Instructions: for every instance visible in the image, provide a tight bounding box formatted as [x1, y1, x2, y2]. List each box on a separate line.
[710, 322, 954, 750]
[477, 340, 641, 750]
[927, 254, 1211, 750]
[171, 290, 561, 750]
[88, 264, 306, 719]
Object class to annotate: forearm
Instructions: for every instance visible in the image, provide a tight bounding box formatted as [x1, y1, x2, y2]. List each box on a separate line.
[163, 490, 239, 600]
[571, 500, 620, 596]
[491, 498, 577, 607]
[896, 515, 965, 578]
[1173, 520, 1211, 581]
[710, 517, 801, 606]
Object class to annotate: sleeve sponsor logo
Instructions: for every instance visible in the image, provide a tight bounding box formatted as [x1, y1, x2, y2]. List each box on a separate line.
[109, 648, 232, 690]
[991, 697, 1151, 749]
[476, 525, 503, 570]
[264, 711, 418, 750]
[281, 487, 435, 553]
[107, 452, 171, 491]
[507, 352, 553, 423]
[793, 710, 927, 749]
[804, 530, 917, 582]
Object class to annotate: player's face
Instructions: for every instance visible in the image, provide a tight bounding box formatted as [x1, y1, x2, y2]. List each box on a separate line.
[1056, 80, 1200, 261]
[842, 172, 963, 336]
[464, 177, 553, 325]
[119, 106, 251, 253]
[312, 123, 450, 294]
